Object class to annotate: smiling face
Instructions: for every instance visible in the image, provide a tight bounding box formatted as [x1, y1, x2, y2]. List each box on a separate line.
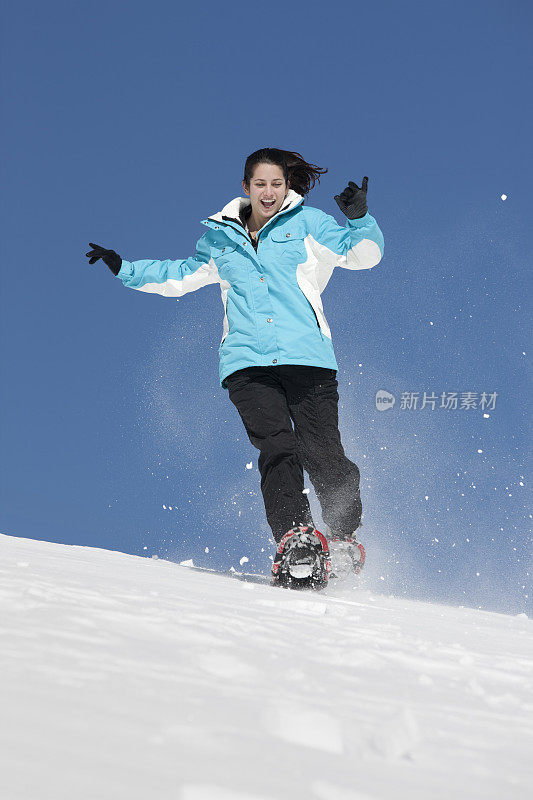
[242, 163, 289, 227]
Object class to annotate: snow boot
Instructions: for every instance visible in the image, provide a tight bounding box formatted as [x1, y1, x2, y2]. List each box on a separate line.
[271, 525, 331, 591]
[325, 525, 366, 580]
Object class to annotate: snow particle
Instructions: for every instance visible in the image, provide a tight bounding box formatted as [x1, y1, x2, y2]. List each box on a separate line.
[501, 194, 507, 201]
[245, 462, 253, 470]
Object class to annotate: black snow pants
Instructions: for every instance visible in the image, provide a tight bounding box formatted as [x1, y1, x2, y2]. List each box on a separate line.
[225, 365, 362, 542]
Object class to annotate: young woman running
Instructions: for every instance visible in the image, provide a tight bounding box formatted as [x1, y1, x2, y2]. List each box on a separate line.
[86, 148, 384, 589]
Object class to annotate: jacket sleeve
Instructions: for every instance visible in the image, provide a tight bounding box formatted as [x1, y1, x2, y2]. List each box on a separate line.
[308, 208, 384, 271]
[116, 234, 219, 297]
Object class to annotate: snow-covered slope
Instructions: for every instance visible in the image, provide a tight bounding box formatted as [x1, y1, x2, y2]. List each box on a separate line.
[0, 533, 532, 800]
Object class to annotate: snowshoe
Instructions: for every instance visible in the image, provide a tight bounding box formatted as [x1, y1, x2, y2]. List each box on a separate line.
[271, 525, 331, 591]
[326, 526, 366, 580]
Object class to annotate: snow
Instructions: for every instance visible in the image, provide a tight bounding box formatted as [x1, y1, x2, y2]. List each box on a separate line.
[0, 532, 532, 800]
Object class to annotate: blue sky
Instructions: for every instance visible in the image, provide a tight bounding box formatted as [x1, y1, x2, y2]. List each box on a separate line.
[1, 0, 530, 613]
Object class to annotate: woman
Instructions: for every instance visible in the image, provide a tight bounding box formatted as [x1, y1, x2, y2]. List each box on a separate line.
[86, 148, 384, 589]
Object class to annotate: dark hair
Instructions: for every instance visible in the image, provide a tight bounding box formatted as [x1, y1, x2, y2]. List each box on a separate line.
[243, 148, 327, 197]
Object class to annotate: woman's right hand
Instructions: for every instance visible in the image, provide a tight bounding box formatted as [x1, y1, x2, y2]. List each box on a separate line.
[85, 243, 123, 275]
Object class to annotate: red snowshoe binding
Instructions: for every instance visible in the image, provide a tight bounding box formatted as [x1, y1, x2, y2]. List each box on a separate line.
[271, 525, 331, 591]
[326, 526, 366, 579]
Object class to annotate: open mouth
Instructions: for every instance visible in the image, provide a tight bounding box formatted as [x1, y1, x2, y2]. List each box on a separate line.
[260, 199, 276, 211]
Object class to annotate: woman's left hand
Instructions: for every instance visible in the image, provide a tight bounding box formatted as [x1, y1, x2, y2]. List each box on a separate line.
[334, 177, 368, 219]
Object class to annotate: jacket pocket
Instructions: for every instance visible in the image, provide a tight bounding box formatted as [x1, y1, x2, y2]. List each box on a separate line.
[270, 228, 307, 265]
[270, 227, 306, 242]
[270, 228, 306, 247]
[211, 241, 238, 265]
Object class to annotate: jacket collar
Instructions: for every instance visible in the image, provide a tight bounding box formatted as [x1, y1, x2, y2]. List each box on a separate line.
[204, 189, 304, 233]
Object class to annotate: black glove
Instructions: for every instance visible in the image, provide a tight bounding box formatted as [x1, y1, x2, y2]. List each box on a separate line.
[334, 177, 369, 220]
[85, 243, 122, 276]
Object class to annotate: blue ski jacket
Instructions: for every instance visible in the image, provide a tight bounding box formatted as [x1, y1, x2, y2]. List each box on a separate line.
[116, 190, 384, 388]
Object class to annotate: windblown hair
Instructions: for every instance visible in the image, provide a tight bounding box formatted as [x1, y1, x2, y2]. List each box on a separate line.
[243, 148, 328, 197]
